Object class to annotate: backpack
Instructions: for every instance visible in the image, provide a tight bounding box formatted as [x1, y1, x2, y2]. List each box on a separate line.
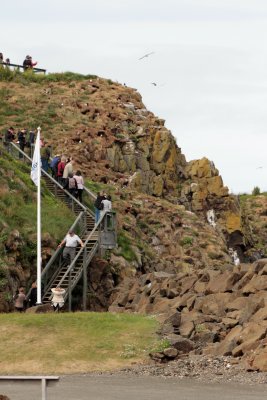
[54, 159, 60, 174]
[23, 59, 31, 68]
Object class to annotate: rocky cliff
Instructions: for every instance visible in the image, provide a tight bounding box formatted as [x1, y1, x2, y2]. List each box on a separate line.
[0, 71, 266, 371]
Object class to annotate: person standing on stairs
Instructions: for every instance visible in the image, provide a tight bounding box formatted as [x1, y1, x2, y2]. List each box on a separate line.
[94, 192, 105, 224]
[63, 158, 74, 186]
[73, 170, 84, 203]
[17, 128, 27, 157]
[50, 154, 61, 180]
[40, 143, 51, 172]
[58, 230, 84, 265]
[64, 172, 78, 199]
[57, 156, 66, 185]
[100, 194, 112, 219]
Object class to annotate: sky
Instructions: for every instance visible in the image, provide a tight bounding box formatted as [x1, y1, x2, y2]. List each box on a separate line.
[2, 0, 267, 193]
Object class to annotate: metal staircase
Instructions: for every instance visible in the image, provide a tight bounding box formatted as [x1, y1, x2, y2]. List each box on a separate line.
[2, 141, 117, 310]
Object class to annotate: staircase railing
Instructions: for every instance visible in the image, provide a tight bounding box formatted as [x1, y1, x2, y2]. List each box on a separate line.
[1, 140, 117, 309]
[41, 211, 87, 295]
[5, 141, 94, 217]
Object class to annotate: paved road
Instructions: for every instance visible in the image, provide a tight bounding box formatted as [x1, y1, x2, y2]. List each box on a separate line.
[1, 375, 267, 400]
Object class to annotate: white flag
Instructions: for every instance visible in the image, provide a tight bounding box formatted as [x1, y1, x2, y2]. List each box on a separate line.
[31, 128, 40, 186]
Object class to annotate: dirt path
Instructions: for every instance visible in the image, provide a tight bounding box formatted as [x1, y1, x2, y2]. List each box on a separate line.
[1, 375, 267, 400]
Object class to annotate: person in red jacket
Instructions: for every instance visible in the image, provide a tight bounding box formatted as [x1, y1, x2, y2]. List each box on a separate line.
[57, 156, 66, 186]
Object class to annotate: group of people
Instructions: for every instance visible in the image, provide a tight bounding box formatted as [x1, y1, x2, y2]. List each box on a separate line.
[94, 192, 112, 223]
[3, 126, 36, 157]
[0, 52, 10, 65]
[0, 52, 38, 70]
[14, 282, 66, 313]
[50, 155, 85, 203]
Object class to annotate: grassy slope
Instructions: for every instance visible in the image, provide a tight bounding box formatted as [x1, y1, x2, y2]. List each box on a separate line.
[0, 312, 160, 374]
[0, 150, 74, 301]
[0, 152, 74, 239]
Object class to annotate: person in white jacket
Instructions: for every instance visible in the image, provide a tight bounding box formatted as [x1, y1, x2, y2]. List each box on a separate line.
[100, 195, 112, 219]
[51, 287, 66, 312]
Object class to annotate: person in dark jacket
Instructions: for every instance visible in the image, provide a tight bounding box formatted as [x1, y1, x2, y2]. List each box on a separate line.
[64, 173, 78, 198]
[18, 129, 27, 157]
[4, 127, 15, 151]
[94, 192, 105, 224]
[50, 154, 61, 179]
[27, 281, 37, 307]
[23, 55, 37, 70]
[40, 145, 51, 172]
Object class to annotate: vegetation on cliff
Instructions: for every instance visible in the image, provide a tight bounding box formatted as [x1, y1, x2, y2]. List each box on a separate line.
[0, 151, 74, 311]
[1, 70, 267, 372]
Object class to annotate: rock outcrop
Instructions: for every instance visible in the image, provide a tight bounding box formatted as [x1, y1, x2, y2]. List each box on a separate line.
[109, 259, 267, 371]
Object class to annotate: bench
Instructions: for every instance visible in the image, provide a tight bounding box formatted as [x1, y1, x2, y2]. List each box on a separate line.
[0, 376, 59, 400]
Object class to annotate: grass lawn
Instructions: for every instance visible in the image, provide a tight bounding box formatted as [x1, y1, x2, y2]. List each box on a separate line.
[0, 312, 160, 374]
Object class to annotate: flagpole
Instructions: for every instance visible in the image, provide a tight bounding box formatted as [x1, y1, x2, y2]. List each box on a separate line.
[36, 127, 42, 304]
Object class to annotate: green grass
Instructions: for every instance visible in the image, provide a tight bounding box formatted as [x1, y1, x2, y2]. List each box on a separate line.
[0, 68, 98, 84]
[0, 150, 74, 282]
[0, 153, 73, 239]
[117, 231, 137, 262]
[0, 312, 159, 374]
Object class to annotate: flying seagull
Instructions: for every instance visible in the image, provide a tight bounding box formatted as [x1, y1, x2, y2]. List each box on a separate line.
[139, 52, 154, 60]
[151, 82, 166, 87]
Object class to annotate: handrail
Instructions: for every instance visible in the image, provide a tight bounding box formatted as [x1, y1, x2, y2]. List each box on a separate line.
[41, 211, 85, 278]
[0, 376, 59, 400]
[56, 213, 105, 288]
[83, 185, 97, 201]
[0, 62, 46, 73]
[7, 142, 92, 215]
[48, 154, 96, 202]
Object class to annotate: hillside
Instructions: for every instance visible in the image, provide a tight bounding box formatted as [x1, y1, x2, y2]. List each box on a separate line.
[0, 151, 74, 311]
[0, 69, 267, 372]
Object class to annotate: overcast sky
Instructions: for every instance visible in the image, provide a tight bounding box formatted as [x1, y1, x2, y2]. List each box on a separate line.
[2, 0, 267, 193]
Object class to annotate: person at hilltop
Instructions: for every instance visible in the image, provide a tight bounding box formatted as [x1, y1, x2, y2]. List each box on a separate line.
[73, 170, 84, 203]
[0, 52, 4, 65]
[51, 286, 66, 312]
[23, 55, 37, 70]
[58, 230, 84, 266]
[14, 287, 26, 312]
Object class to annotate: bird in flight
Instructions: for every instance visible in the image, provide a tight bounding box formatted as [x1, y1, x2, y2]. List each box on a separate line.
[151, 82, 166, 87]
[139, 52, 154, 60]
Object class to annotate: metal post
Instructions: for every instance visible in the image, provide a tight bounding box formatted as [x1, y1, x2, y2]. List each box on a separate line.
[41, 378, 47, 400]
[68, 267, 72, 312]
[83, 248, 87, 311]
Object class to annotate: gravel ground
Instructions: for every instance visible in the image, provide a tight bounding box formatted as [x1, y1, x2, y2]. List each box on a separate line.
[95, 355, 267, 386]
